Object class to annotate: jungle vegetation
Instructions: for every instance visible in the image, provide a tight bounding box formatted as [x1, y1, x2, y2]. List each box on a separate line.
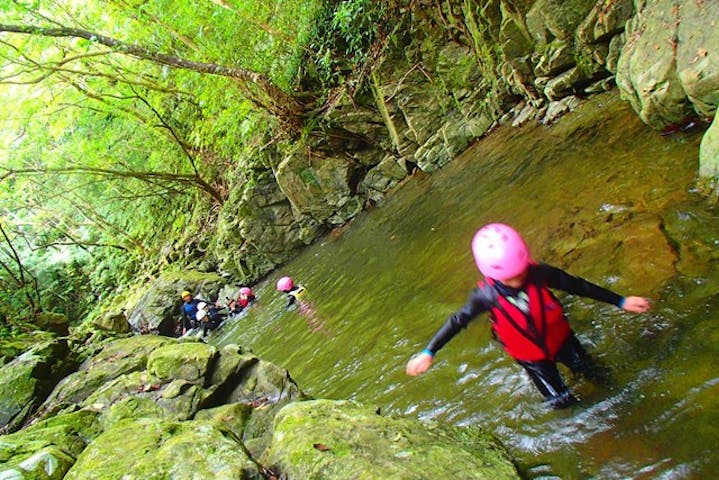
[0, 0, 392, 331]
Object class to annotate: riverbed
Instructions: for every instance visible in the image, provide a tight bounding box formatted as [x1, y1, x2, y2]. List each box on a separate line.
[213, 92, 718, 479]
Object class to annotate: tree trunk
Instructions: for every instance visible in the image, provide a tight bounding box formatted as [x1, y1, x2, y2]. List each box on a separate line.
[0, 23, 304, 125]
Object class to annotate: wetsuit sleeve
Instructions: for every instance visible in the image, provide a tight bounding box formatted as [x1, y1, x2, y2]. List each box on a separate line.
[537, 263, 623, 306]
[424, 286, 495, 355]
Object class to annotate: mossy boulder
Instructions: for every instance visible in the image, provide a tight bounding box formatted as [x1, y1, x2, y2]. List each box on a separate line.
[203, 345, 308, 447]
[0, 410, 100, 480]
[35, 335, 172, 420]
[98, 396, 170, 430]
[0, 340, 74, 433]
[146, 342, 218, 383]
[64, 418, 262, 480]
[33, 313, 70, 336]
[265, 400, 520, 479]
[92, 311, 131, 334]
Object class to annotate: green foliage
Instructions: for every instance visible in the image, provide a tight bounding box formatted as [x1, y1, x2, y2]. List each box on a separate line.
[0, 0, 389, 328]
[304, 0, 390, 89]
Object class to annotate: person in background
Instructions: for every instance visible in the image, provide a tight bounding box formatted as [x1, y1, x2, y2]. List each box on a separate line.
[180, 290, 208, 335]
[276, 276, 306, 309]
[405, 223, 652, 409]
[225, 286, 257, 317]
[195, 302, 228, 336]
[237, 286, 256, 308]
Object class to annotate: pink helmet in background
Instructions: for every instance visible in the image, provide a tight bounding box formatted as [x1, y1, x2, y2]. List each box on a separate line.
[471, 223, 531, 281]
[276, 276, 294, 292]
[239, 287, 253, 296]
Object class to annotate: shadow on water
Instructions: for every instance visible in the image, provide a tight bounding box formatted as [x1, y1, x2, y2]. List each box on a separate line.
[211, 93, 719, 479]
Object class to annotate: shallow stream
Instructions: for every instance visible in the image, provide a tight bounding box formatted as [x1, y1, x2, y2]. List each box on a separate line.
[213, 93, 719, 479]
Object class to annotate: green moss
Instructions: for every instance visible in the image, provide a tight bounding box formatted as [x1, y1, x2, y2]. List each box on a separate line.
[266, 399, 519, 479]
[64, 419, 260, 480]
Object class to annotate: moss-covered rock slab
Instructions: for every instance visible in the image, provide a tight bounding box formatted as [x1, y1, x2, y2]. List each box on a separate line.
[265, 400, 519, 480]
[0, 410, 100, 480]
[0, 340, 74, 433]
[64, 418, 261, 480]
[35, 336, 171, 420]
[147, 342, 217, 383]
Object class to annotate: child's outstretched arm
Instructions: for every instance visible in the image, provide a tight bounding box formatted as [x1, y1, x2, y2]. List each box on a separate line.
[621, 296, 652, 313]
[405, 285, 494, 377]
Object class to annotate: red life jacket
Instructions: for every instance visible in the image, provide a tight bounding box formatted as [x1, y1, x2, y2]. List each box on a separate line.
[481, 277, 571, 362]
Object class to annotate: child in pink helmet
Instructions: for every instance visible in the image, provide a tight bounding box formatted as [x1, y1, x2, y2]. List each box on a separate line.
[406, 223, 651, 409]
[276, 276, 307, 309]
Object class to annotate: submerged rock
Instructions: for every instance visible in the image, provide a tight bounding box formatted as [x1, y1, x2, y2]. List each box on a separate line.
[265, 399, 520, 479]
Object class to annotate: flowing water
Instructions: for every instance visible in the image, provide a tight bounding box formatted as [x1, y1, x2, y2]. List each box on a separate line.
[212, 93, 719, 479]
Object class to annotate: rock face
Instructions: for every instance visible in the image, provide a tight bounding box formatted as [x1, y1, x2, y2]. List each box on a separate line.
[265, 400, 520, 479]
[616, 0, 719, 127]
[0, 335, 520, 480]
[203, 0, 718, 282]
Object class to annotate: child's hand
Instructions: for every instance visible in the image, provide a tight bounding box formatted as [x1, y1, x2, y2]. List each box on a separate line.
[406, 352, 433, 376]
[622, 296, 651, 313]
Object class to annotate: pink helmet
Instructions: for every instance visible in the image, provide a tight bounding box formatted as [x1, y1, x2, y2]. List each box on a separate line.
[276, 276, 294, 292]
[239, 287, 253, 296]
[471, 223, 531, 281]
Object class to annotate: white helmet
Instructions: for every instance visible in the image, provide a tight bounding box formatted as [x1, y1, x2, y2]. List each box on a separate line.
[196, 302, 208, 320]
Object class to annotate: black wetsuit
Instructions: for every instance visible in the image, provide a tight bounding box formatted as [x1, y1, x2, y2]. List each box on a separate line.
[424, 263, 624, 408]
[201, 307, 228, 334]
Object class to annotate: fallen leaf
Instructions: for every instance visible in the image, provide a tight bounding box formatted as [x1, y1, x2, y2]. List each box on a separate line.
[313, 443, 331, 452]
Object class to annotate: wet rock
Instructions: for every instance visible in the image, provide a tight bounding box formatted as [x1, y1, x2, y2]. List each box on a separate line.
[526, 0, 597, 42]
[547, 213, 678, 294]
[577, 0, 634, 45]
[265, 399, 520, 479]
[63, 418, 261, 480]
[606, 34, 624, 74]
[675, 2, 719, 118]
[699, 115, 719, 182]
[541, 95, 582, 124]
[274, 146, 360, 224]
[360, 155, 408, 197]
[534, 40, 575, 77]
[0, 340, 74, 433]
